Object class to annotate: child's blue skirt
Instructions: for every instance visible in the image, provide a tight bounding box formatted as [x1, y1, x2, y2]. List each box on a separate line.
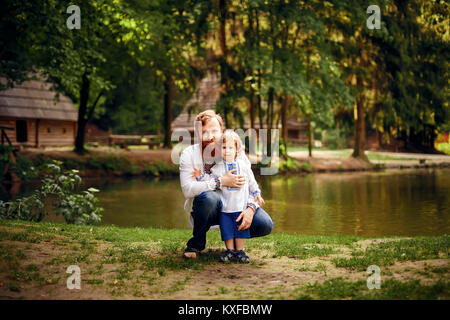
[219, 211, 251, 241]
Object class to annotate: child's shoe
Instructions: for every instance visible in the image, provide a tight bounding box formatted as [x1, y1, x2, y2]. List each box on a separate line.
[234, 250, 250, 263]
[220, 249, 235, 263]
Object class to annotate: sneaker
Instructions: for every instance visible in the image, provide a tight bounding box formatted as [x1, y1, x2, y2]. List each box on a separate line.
[234, 250, 250, 263]
[220, 249, 235, 263]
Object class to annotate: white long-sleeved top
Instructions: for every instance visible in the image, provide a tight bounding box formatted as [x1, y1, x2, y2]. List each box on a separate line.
[210, 159, 261, 213]
[179, 143, 254, 213]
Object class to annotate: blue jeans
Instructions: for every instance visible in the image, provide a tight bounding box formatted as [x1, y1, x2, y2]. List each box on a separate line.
[186, 191, 274, 251]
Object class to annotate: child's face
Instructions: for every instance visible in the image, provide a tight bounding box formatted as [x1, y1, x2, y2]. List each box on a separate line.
[222, 140, 237, 161]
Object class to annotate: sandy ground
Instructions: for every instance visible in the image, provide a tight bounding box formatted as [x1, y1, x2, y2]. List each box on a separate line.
[288, 149, 450, 171]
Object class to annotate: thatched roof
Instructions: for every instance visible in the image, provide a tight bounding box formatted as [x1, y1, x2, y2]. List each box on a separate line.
[0, 77, 78, 122]
[172, 70, 220, 132]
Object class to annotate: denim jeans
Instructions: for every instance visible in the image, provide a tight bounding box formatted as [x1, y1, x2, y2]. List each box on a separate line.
[186, 191, 274, 251]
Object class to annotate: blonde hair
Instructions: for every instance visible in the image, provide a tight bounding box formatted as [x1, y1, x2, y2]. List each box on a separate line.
[194, 109, 224, 140]
[221, 129, 244, 160]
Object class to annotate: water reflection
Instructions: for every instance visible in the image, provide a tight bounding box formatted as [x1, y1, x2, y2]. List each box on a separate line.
[260, 169, 449, 236]
[3, 169, 449, 237]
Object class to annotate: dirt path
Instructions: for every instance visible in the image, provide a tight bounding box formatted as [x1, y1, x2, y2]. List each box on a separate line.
[0, 224, 448, 300]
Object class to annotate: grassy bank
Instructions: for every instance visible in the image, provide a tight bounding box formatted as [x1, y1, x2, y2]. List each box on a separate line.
[0, 219, 448, 300]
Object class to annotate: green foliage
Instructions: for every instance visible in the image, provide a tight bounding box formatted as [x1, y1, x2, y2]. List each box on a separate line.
[279, 157, 300, 172]
[436, 142, 450, 155]
[322, 129, 347, 150]
[0, 161, 103, 225]
[300, 161, 313, 172]
[1, 0, 447, 152]
[14, 156, 39, 181]
[0, 146, 39, 181]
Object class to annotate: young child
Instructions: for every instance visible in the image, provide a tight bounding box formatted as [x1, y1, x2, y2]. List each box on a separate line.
[208, 130, 264, 263]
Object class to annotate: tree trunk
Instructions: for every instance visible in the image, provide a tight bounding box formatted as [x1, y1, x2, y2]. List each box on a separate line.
[280, 95, 288, 159]
[351, 44, 369, 162]
[307, 113, 312, 157]
[351, 95, 368, 160]
[257, 69, 263, 130]
[249, 91, 255, 129]
[163, 76, 173, 148]
[281, 95, 288, 143]
[75, 71, 90, 154]
[218, 0, 229, 128]
[218, 0, 227, 57]
[336, 117, 342, 149]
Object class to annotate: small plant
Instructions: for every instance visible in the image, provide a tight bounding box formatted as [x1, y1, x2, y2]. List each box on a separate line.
[301, 161, 313, 172]
[0, 161, 103, 225]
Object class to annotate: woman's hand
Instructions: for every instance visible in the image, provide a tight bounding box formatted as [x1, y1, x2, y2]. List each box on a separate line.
[236, 207, 255, 231]
[220, 169, 246, 188]
[254, 194, 265, 206]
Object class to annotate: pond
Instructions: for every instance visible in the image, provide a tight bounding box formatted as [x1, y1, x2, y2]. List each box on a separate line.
[4, 168, 450, 237]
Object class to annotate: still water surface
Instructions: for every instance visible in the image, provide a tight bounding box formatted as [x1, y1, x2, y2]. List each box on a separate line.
[11, 168, 450, 237]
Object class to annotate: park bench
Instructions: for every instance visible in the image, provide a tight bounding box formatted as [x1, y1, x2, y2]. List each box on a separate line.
[108, 134, 161, 149]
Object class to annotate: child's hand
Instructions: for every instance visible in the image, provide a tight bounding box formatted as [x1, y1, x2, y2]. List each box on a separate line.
[254, 194, 265, 206]
[192, 168, 203, 179]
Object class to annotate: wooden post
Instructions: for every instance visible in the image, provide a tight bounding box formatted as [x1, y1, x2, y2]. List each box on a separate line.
[35, 119, 40, 147]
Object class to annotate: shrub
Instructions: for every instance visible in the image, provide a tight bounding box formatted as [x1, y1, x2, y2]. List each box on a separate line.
[14, 155, 39, 181]
[0, 161, 103, 225]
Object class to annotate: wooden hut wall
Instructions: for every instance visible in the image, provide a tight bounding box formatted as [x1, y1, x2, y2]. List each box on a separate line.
[0, 117, 76, 146]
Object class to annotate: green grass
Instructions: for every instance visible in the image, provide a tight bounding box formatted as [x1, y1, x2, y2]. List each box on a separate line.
[366, 152, 419, 161]
[303, 277, 449, 300]
[287, 146, 428, 161]
[0, 219, 448, 299]
[332, 235, 450, 271]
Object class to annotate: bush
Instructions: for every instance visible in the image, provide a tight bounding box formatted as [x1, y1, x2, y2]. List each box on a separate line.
[301, 161, 313, 172]
[0, 145, 16, 180]
[0, 161, 103, 225]
[279, 157, 299, 172]
[435, 142, 450, 155]
[14, 156, 39, 181]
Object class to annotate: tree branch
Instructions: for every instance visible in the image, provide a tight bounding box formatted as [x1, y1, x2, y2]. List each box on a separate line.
[86, 89, 106, 122]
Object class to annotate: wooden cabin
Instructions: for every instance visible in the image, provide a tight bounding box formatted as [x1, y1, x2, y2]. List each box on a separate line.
[171, 71, 308, 144]
[171, 70, 221, 139]
[0, 78, 78, 148]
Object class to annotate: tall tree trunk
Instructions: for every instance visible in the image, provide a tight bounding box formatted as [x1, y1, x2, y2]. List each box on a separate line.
[307, 113, 312, 157]
[254, 12, 263, 131]
[218, 0, 229, 128]
[257, 69, 263, 130]
[351, 45, 369, 162]
[163, 76, 173, 148]
[249, 91, 255, 129]
[280, 95, 288, 159]
[75, 71, 90, 154]
[336, 117, 342, 149]
[218, 0, 227, 57]
[351, 92, 368, 160]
